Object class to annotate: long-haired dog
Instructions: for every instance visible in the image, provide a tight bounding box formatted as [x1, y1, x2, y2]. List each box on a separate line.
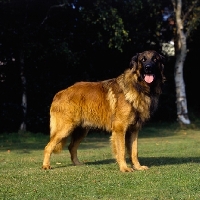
[42, 50, 165, 172]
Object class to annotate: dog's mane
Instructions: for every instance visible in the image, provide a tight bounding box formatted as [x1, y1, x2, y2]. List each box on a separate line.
[101, 67, 163, 123]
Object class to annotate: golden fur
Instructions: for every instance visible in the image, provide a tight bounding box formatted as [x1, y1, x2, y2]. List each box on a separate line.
[42, 50, 165, 172]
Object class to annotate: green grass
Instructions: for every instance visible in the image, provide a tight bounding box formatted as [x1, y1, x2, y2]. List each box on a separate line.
[0, 121, 200, 200]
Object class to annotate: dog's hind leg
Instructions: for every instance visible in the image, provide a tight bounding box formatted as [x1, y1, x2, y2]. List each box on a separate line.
[68, 127, 89, 165]
[42, 124, 74, 170]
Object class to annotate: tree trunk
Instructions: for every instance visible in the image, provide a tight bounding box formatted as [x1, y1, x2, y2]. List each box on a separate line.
[19, 49, 27, 132]
[173, 0, 190, 124]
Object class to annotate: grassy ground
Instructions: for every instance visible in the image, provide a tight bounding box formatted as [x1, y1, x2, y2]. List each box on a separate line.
[0, 121, 200, 200]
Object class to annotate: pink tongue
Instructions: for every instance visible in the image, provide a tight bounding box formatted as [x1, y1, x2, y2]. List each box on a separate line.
[144, 75, 154, 83]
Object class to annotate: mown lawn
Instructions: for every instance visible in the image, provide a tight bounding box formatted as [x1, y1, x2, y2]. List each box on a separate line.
[0, 121, 200, 200]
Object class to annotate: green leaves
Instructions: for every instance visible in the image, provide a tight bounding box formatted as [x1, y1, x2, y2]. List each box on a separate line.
[80, 1, 130, 52]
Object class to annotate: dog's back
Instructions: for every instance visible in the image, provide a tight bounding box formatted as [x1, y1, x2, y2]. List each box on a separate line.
[50, 81, 116, 132]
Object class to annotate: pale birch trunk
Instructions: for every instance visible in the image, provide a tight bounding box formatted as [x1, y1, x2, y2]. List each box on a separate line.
[19, 49, 27, 132]
[172, 0, 190, 124]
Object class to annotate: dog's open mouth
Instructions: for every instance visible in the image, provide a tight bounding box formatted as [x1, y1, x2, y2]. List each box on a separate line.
[144, 74, 155, 83]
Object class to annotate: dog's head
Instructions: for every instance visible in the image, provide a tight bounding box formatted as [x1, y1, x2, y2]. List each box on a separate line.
[130, 50, 165, 84]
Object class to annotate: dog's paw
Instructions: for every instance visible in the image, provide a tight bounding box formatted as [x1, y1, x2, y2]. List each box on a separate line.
[120, 167, 134, 172]
[72, 159, 85, 166]
[42, 165, 51, 170]
[133, 165, 149, 170]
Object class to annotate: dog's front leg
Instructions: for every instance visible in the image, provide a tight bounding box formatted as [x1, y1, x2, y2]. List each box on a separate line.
[111, 128, 133, 172]
[129, 131, 149, 170]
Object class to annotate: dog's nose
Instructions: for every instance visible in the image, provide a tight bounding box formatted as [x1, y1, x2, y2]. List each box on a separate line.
[145, 65, 152, 73]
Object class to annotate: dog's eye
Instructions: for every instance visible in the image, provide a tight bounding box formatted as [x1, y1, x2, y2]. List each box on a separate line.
[142, 57, 146, 62]
[153, 58, 157, 62]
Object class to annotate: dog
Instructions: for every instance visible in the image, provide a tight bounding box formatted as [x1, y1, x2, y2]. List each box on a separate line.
[42, 50, 165, 172]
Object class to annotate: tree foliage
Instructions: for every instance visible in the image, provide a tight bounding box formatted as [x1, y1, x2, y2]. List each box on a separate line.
[0, 0, 200, 132]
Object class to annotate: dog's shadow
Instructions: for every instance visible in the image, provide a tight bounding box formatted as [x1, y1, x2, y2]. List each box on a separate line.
[84, 156, 200, 167]
[52, 156, 200, 169]
[140, 156, 200, 167]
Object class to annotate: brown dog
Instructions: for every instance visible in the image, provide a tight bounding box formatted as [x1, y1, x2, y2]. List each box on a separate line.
[42, 50, 165, 172]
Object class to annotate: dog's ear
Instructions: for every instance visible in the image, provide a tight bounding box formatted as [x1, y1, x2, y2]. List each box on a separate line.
[159, 54, 165, 70]
[158, 54, 166, 83]
[159, 54, 165, 63]
[129, 53, 138, 69]
[160, 54, 165, 59]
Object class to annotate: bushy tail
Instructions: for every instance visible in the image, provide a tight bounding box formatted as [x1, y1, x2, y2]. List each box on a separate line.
[53, 137, 68, 154]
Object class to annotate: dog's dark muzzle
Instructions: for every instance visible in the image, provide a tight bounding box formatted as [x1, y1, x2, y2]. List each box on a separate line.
[144, 64, 155, 74]
[143, 63, 155, 84]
